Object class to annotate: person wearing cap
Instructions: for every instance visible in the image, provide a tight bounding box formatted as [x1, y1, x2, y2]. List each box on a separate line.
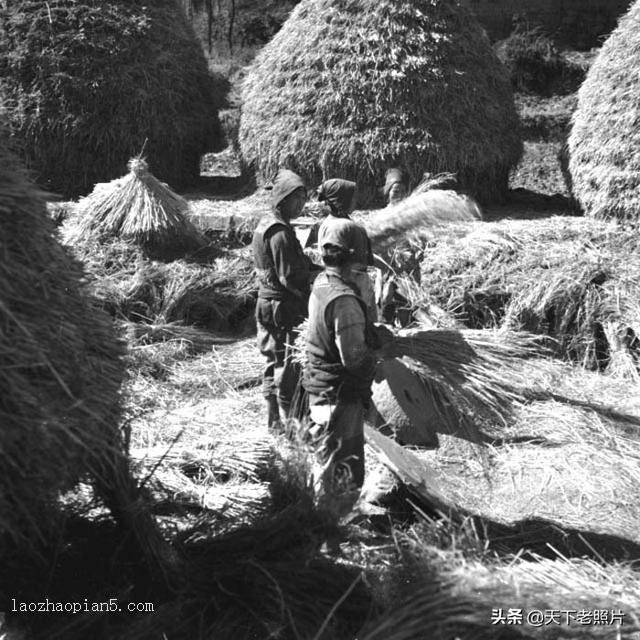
[252, 168, 315, 432]
[303, 226, 394, 515]
[382, 167, 410, 206]
[316, 178, 377, 321]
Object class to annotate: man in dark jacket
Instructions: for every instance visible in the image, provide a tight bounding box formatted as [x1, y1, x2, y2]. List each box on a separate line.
[303, 224, 393, 514]
[252, 169, 313, 431]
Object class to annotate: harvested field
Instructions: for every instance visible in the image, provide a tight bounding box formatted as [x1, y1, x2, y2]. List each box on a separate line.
[6, 4, 640, 637]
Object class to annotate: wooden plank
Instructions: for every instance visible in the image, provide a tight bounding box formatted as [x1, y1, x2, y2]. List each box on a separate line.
[364, 424, 454, 514]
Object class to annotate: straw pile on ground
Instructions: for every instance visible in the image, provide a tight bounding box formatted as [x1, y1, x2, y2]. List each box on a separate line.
[71, 158, 204, 260]
[0, 0, 225, 198]
[0, 139, 126, 553]
[65, 226, 257, 331]
[410, 358, 640, 554]
[239, 0, 522, 205]
[567, 0, 640, 220]
[418, 216, 640, 376]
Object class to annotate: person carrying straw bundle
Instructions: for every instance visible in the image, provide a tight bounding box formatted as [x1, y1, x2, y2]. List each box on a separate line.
[252, 169, 319, 432]
[382, 167, 410, 206]
[303, 223, 394, 515]
[317, 178, 378, 321]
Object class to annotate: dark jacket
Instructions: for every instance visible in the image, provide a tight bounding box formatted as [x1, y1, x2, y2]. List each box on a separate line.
[303, 270, 376, 404]
[252, 214, 310, 326]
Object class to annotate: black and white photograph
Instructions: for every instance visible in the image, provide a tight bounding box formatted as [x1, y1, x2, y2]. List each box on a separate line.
[1, 0, 639, 637]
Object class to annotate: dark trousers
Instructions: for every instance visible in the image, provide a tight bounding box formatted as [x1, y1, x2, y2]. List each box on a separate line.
[308, 395, 365, 516]
[256, 298, 301, 418]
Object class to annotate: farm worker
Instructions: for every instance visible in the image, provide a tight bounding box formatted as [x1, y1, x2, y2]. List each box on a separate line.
[382, 167, 410, 206]
[252, 168, 314, 432]
[317, 178, 377, 321]
[303, 227, 394, 515]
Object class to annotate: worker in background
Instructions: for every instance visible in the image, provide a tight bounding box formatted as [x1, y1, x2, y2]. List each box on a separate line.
[317, 178, 377, 321]
[382, 167, 410, 206]
[303, 226, 393, 515]
[252, 168, 315, 432]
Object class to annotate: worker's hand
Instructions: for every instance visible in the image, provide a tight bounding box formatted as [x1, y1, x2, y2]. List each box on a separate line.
[371, 323, 397, 359]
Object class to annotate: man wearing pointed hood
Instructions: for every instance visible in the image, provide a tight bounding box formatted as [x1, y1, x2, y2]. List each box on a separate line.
[316, 178, 377, 321]
[252, 168, 314, 431]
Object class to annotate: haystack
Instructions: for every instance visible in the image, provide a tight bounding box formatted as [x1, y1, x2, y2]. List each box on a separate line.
[567, 0, 640, 220]
[0, 0, 225, 198]
[239, 0, 522, 205]
[72, 158, 204, 260]
[0, 139, 124, 551]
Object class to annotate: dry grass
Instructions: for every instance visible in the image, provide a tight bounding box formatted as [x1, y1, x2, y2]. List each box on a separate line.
[239, 0, 521, 204]
[418, 216, 640, 375]
[360, 189, 482, 254]
[0, 0, 225, 198]
[0, 137, 125, 552]
[70, 158, 204, 260]
[568, 0, 640, 220]
[411, 357, 640, 548]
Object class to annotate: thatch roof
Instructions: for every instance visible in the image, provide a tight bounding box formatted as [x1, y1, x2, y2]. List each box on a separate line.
[71, 158, 205, 260]
[567, 0, 640, 220]
[0, 0, 225, 198]
[239, 0, 522, 205]
[0, 136, 126, 551]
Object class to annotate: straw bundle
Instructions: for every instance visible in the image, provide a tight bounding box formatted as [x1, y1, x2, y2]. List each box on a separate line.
[72, 158, 204, 260]
[377, 328, 541, 443]
[568, 0, 640, 220]
[239, 0, 522, 205]
[361, 189, 482, 253]
[0, 0, 224, 198]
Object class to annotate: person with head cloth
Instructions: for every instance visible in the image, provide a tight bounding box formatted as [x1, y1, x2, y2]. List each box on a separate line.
[382, 167, 410, 206]
[303, 225, 394, 515]
[252, 168, 316, 432]
[316, 178, 377, 321]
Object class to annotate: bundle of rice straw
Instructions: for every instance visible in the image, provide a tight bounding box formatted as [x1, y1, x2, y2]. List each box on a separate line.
[362, 189, 482, 253]
[378, 328, 542, 443]
[73, 158, 204, 260]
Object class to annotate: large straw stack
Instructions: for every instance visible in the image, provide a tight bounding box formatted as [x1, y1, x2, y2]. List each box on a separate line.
[0, 0, 225, 198]
[72, 158, 204, 260]
[567, 0, 640, 220]
[0, 137, 125, 551]
[239, 0, 522, 205]
[0, 133, 174, 584]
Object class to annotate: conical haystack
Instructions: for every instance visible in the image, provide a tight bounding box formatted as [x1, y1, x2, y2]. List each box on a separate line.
[0, 0, 225, 198]
[239, 0, 522, 204]
[0, 136, 125, 551]
[567, 1, 640, 221]
[73, 158, 204, 260]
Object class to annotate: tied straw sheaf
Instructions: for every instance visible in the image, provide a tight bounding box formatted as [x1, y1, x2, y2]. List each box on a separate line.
[386, 328, 542, 442]
[72, 158, 204, 259]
